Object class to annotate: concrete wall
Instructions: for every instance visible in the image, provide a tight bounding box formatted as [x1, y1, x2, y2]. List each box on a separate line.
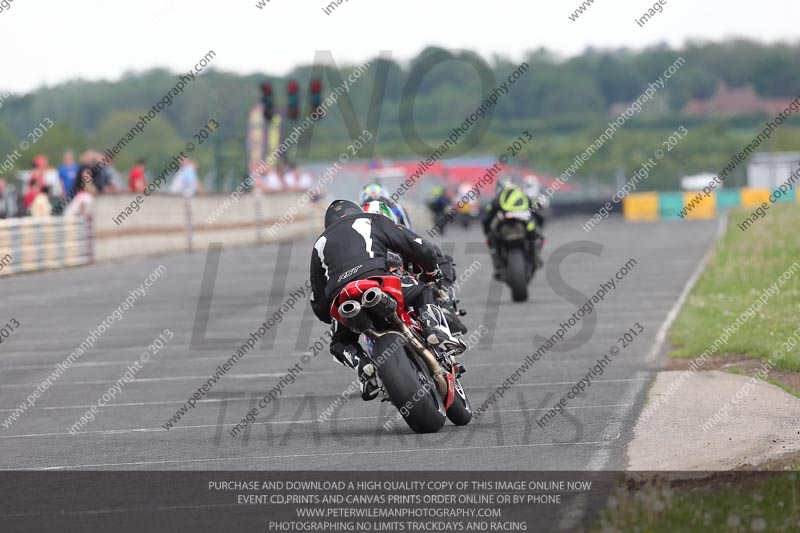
[1, 191, 440, 271]
[94, 192, 324, 261]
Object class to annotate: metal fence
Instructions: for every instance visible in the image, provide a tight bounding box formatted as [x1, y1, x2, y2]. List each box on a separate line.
[0, 216, 93, 276]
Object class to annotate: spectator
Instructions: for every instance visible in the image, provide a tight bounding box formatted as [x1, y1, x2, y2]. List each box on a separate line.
[30, 185, 52, 218]
[264, 166, 283, 192]
[75, 150, 101, 199]
[297, 167, 314, 191]
[23, 176, 40, 214]
[21, 155, 49, 213]
[64, 171, 97, 218]
[30, 155, 48, 189]
[0, 180, 7, 219]
[170, 157, 203, 196]
[283, 163, 298, 190]
[99, 155, 122, 193]
[128, 159, 147, 193]
[57, 150, 78, 200]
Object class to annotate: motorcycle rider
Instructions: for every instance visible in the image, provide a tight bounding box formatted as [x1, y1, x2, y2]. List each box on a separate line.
[359, 183, 413, 229]
[522, 174, 549, 229]
[426, 184, 452, 235]
[483, 179, 544, 280]
[310, 200, 465, 400]
[364, 200, 469, 335]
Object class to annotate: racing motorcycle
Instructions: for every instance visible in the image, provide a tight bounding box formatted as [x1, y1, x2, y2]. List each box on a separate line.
[388, 250, 469, 337]
[331, 276, 472, 434]
[493, 209, 538, 302]
[432, 254, 469, 336]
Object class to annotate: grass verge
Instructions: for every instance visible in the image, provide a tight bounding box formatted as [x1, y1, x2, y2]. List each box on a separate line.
[594, 469, 800, 532]
[669, 203, 800, 371]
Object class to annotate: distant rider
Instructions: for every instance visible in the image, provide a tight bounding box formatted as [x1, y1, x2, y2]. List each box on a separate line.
[483, 179, 544, 279]
[359, 183, 413, 230]
[426, 184, 452, 235]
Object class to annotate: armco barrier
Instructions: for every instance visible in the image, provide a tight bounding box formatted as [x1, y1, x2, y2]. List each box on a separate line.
[0, 216, 93, 276]
[623, 187, 799, 222]
[0, 192, 325, 274]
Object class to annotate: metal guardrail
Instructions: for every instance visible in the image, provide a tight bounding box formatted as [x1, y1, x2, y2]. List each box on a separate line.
[0, 216, 93, 276]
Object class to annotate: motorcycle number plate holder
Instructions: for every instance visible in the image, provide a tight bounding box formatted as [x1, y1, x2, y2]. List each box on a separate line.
[504, 211, 531, 221]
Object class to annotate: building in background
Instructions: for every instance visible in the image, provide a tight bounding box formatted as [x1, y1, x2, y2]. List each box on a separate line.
[747, 151, 800, 189]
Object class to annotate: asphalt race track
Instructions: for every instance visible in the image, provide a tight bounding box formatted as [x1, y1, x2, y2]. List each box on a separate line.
[0, 215, 718, 529]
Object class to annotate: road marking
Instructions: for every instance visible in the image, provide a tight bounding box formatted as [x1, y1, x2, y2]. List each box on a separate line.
[5, 440, 613, 471]
[0, 378, 648, 407]
[557, 218, 725, 530]
[0, 502, 245, 519]
[645, 215, 726, 363]
[556, 221, 724, 530]
[0, 403, 634, 439]
[0, 371, 336, 389]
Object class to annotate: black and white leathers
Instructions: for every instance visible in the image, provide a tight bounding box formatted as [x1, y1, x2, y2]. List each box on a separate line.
[309, 211, 439, 324]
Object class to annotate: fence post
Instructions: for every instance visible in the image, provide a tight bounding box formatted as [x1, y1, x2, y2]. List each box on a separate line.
[255, 189, 264, 243]
[184, 193, 194, 253]
[87, 213, 95, 264]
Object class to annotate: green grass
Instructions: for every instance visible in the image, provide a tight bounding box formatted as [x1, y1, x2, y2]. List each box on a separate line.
[594, 472, 800, 532]
[669, 204, 800, 370]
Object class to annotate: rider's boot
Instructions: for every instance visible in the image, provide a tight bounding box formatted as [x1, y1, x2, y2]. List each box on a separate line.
[419, 304, 467, 354]
[331, 342, 378, 401]
[356, 355, 379, 401]
[491, 252, 505, 281]
[533, 233, 545, 268]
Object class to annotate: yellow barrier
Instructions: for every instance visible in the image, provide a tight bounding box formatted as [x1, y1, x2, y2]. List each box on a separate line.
[0, 216, 93, 276]
[740, 188, 771, 208]
[681, 191, 716, 219]
[623, 193, 659, 221]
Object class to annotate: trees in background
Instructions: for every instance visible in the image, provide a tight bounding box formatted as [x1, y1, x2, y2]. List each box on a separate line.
[1, 39, 799, 190]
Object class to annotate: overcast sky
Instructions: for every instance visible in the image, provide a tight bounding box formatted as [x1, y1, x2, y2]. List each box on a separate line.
[1, 0, 798, 93]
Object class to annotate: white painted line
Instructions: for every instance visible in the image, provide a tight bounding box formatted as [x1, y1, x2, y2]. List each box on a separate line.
[560, 217, 727, 529]
[557, 371, 649, 530]
[0, 352, 317, 368]
[0, 502, 244, 519]
[1, 361, 144, 370]
[6, 440, 612, 471]
[0, 371, 335, 389]
[585, 372, 648, 471]
[644, 214, 727, 363]
[0, 378, 648, 408]
[0, 403, 633, 439]
[557, 218, 727, 531]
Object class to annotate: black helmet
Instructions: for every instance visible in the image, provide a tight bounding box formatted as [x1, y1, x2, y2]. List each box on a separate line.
[324, 199, 363, 228]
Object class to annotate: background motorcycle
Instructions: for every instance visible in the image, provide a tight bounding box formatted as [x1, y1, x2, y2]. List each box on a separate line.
[494, 210, 537, 302]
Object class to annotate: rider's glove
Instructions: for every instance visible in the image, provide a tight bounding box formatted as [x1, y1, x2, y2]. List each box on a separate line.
[420, 268, 442, 284]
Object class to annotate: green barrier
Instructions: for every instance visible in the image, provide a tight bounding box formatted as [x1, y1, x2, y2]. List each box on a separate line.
[715, 189, 742, 210]
[773, 189, 796, 203]
[658, 192, 685, 220]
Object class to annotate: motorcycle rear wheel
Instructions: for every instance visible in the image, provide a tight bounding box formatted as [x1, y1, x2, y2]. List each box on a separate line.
[446, 378, 473, 426]
[507, 248, 529, 302]
[374, 332, 447, 434]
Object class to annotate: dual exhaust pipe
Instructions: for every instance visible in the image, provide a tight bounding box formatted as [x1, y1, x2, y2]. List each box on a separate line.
[338, 287, 398, 333]
[338, 287, 447, 396]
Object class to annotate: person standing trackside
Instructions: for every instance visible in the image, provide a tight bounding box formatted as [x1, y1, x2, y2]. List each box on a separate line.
[58, 150, 78, 201]
[30, 185, 52, 218]
[170, 157, 203, 196]
[0, 180, 8, 219]
[64, 171, 97, 218]
[129, 159, 147, 193]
